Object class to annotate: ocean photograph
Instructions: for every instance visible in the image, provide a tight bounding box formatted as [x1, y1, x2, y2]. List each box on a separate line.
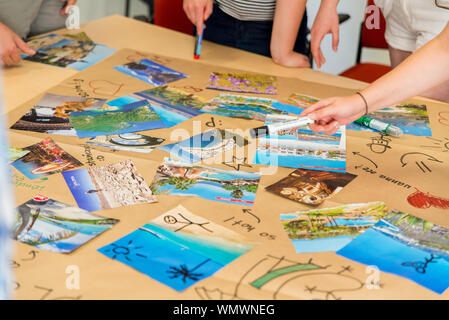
[206, 72, 277, 95]
[338, 210, 449, 294]
[98, 205, 256, 291]
[347, 104, 432, 136]
[114, 58, 188, 86]
[13, 196, 118, 253]
[280, 201, 387, 253]
[150, 158, 261, 206]
[69, 100, 165, 138]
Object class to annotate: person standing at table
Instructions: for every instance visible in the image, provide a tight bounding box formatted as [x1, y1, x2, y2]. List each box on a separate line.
[301, 21, 449, 135]
[311, 0, 449, 102]
[0, 0, 77, 67]
[183, 0, 312, 68]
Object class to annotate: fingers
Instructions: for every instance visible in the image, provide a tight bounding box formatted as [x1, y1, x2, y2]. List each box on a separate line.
[309, 120, 340, 135]
[310, 32, 324, 69]
[195, 4, 205, 34]
[14, 35, 35, 55]
[204, 0, 213, 21]
[300, 97, 336, 116]
[331, 25, 340, 52]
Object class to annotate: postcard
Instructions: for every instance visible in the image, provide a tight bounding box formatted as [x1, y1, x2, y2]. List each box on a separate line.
[62, 160, 157, 212]
[266, 168, 357, 206]
[23, 34, 116, 71]
[347, 103, 432, 136]
[338, 210, 449, 294]
[8, 147, 30, 164]
[134, 86, 205, 127]
[272, 93, 319, 115]
[150, 158, 261, 206]
[13, 195, 118, 253]
[114, 58, 188, 86]
[87, 133, 165, 154]
[200, 94, 287, 121]
[11, 138, 83, 180]
[10, 93, 107, 136]
[207, 72, 277, 95]
[280, 201, 387, 254]
[252, 122, 348, 172]
[69, 100, 165, 138]
[158, 129, 248, 163]
[98, 205, 257, 291]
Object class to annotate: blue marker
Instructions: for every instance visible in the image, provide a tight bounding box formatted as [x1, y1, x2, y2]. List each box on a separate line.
[194, 24, 205, 60]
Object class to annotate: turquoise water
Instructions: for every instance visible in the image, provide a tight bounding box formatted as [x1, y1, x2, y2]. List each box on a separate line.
[291, 235, 355, 253]
[338, 227, 449, 294]
[62, 169, 102, 212]
[324, 217, 376, 227]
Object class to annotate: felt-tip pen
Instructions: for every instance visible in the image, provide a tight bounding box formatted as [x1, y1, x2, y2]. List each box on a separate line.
[250, 116, 315, 138]
[355, 115, 403, 137]
[194, 25, 205, 60]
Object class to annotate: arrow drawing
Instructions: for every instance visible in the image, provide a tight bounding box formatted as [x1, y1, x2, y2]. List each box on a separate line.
[400, 152, 443, 173]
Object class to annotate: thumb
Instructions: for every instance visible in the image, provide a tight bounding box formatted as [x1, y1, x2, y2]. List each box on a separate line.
[309, 105, 337, 122]
[14, 36, 35, 55]
[300, 97, 335, 116]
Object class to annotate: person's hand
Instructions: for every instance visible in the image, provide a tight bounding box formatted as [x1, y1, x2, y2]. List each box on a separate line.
[0, 23, 35, 67]
[300, 95, 366, 134]
[272, 51, 310, 68]
[60, 0, 78, 16]
[183, 0, 213, 34]
[310, 1, 339, 69]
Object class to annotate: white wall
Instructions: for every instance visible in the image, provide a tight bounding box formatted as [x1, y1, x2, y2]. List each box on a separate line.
[77, 0, 149, 24]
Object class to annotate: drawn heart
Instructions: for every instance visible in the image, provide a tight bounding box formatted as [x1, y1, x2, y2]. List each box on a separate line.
[88, 80, 124, 96]
[438, 111, 449, 127]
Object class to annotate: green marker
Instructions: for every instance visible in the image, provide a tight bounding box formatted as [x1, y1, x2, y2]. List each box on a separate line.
[355, 115, 403, 137]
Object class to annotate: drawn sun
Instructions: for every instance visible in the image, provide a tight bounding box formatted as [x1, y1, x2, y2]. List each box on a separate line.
[103, 240, 147, 261]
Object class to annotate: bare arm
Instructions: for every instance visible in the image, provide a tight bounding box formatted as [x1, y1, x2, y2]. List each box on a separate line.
[270, 0, 310, 68]
[301, 22, 449, 134]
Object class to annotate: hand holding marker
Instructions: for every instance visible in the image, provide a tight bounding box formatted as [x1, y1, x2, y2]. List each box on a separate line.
[250, 115, 403, 138]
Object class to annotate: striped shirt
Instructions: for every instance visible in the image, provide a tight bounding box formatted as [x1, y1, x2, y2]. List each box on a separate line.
[215, 0, 276, 21]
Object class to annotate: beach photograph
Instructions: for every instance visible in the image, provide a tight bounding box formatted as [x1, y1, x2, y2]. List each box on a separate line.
[8, 147, 29, 164]
[62, 160, 157, 212]
[338, 210, 449, 294]
[206, 72, 277, 95]
[200, 94, 286, 121]
[266, 168, 357, 206]
[10, 93, 106, 136]
[13, 196, 119, 253]
[150, 158, 261, 206]
[253, 125, 347, 172]
[98, 205, 256, 291]
[347, 103, 432, 136]
[87, 133, 165, 154]
[24, 34, 116, 71]
[11, 138, 83, 180]
[158, 128, 248, 163]
[280, 201, 388, 253]
[114, 58, 188, 86]
[69, 100, 165, 138]
[135, 86, 206, 127]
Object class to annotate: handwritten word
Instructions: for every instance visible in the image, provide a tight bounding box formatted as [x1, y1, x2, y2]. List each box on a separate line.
[12, 173, 46, 191]
[378, 174, 413, 189]
[223, 217, 276, 240]
[67, 78, 90, 98]
[438, 111, 449, 127]
[205, 117, 222, 128]
[80, 144, 105, 166]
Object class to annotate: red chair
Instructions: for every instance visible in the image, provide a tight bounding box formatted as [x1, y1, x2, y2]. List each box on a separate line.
[153, 0, 193, 35]
[340, 0, 391, 83]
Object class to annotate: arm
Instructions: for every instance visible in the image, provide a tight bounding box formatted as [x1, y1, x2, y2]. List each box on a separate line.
[310, 0, 340, 68]
[0, 23, 35, 67]
[270, 0, 310, 68]
[183, 0, 213, 35]
[60, 0, 78, 15]
[301, 22, 449, 134]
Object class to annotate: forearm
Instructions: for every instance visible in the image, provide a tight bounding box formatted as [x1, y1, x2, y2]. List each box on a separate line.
[270, 0, 306, 64]
[361, 23, 449, 111]
[318, 0, 339, 12]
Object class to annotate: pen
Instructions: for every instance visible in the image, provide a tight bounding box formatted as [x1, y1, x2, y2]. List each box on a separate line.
[250, 116, 315, 138]
[355, 115, 403, 137]
[194, 24, 205, 60]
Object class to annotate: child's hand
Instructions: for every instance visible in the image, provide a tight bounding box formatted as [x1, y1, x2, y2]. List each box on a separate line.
[183, 0, 213, 34]
[60, 0, 78, 16]
[0, 23, 35, 67]
[300, 95, 366, 134]
[310, 0, 339, 69]
[272, 51, 310, 68]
